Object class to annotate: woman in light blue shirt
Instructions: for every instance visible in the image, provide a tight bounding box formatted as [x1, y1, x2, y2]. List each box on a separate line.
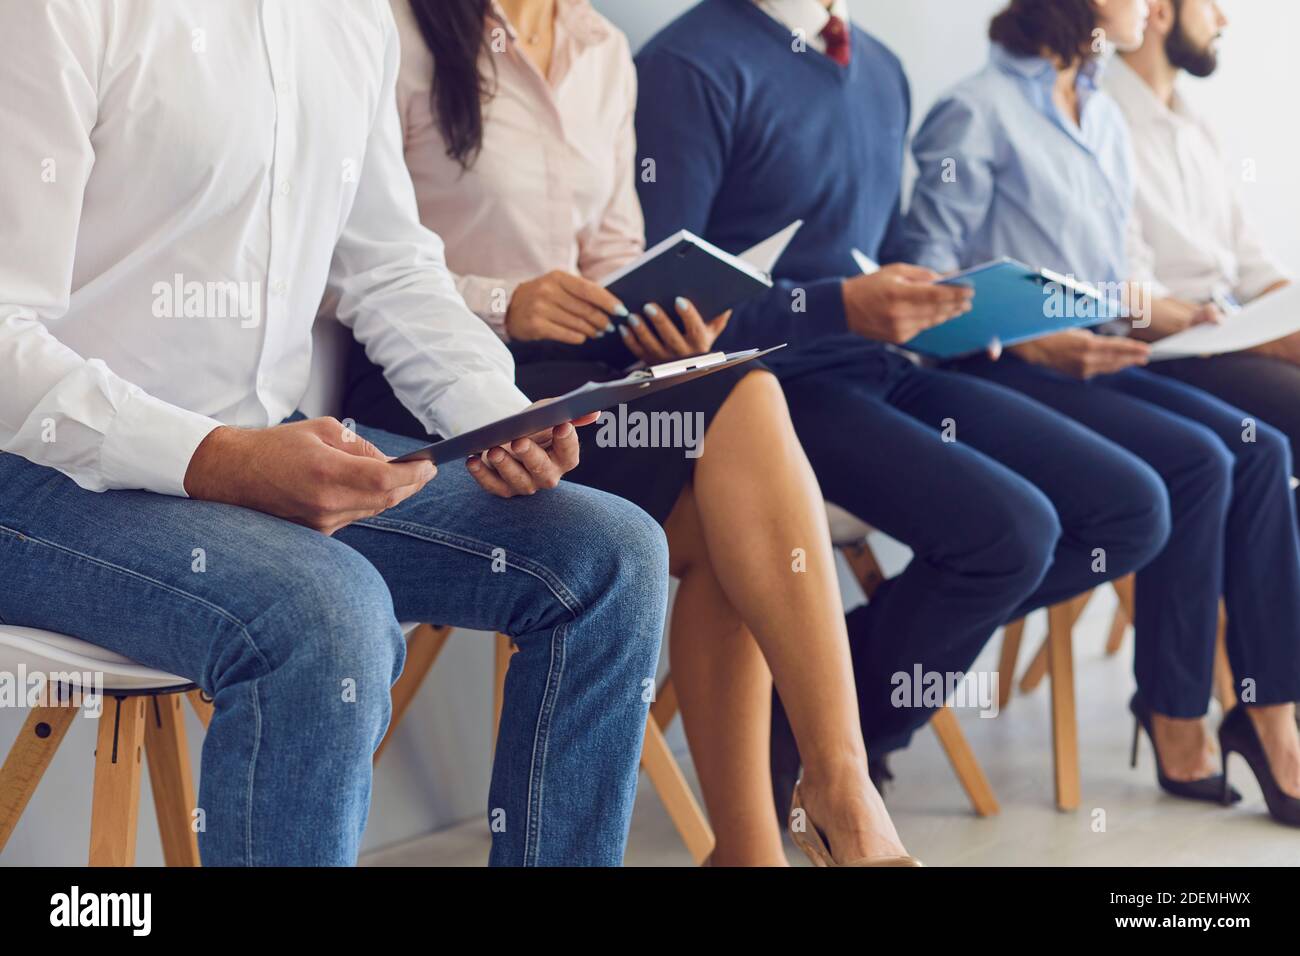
[898, 0, 1300, 827]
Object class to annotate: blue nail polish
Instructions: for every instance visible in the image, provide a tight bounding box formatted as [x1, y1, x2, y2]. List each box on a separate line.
[605, 322, 616, 334]
[644, 303, 659, 317]
[676, 296, 690, 312]
[613, 304, 630, 318]
[618, 323, 630, 337]
[628, 314, 642, 328]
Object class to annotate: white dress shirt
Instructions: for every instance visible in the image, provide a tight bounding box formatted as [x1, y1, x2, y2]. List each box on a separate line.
[0, 0, 529, 498]
[755, 0, 852, 55]
[1106, 58, 1291, 304]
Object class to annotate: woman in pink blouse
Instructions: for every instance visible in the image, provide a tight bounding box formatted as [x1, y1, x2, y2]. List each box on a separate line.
[345, 0, 914, 867]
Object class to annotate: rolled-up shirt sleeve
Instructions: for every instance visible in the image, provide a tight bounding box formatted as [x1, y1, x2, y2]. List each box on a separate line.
[328, 4, 530, 439]
[0, 1, 221, 496]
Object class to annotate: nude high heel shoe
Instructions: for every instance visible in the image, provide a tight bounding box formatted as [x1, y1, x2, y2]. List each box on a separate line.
[788, 781, 923, 867]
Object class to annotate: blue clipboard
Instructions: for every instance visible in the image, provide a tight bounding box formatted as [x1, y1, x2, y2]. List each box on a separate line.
[902, 258, 1122, 360]
[393, 346, 784, 464]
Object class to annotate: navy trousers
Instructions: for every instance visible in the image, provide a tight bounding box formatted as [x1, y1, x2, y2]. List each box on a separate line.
[772, 338, 1171, 752]
[958, 354, 1300, 717]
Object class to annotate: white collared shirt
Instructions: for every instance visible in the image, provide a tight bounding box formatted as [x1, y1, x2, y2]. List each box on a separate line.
[1106, 58, 1291, 304]
[0, 0, 530, 497]
[755, 0, 852, 55]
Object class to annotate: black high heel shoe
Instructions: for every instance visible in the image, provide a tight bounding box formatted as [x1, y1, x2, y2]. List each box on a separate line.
[1129, 692, 1241, 804]
[1218, 705, 1300, 827]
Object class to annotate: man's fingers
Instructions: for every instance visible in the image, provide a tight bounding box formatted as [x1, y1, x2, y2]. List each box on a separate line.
[556, 272, 627, 317]
[547, 421, 581, 472]
[484, 446, 540, 495]
[315, 418, 390, 460]
[886, 263, 942, 282]
[900, 282, 975, 309]
[466, 457, 514, 498]
[644, 303, 691, 355]
[568, 414, 601, 428]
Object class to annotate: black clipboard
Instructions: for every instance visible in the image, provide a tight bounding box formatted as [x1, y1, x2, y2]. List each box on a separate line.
[393, 346, 784, 464]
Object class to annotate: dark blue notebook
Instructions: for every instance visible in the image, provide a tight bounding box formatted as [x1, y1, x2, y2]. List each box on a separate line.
[603, 230, 775, 331]
[902, 258, 1124, 360]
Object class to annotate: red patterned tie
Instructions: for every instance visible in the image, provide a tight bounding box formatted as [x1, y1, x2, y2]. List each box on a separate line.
[821, 15, 851, 66]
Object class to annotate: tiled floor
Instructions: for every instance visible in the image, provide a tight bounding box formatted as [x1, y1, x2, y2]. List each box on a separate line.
[362, 589, 1300, 867]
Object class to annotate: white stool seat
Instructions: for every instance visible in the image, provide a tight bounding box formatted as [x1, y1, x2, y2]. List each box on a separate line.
[0, 624, 191, 693]
[0, 621, 428, 696]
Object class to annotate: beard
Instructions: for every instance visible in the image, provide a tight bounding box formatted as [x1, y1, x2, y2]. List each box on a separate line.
[1165, 19, 1220, 77]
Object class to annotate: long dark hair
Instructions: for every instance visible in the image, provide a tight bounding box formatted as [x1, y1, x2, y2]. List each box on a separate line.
[408, 0, 496, 169]
[989, 0, 1102, 66]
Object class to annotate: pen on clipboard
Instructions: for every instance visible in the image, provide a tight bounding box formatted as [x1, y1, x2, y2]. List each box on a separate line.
[1210, 289, 1242, 317]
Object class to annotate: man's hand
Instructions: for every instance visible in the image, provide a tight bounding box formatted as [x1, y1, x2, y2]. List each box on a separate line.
[619, 297, 731, 363]
[842, 263, 974, 344]
[506, 270, 627, 344]
[1011, 330, 1151, 379]
[1130, 296, 1222, 342]
[465, 411, 602, 498]
[183, 418, 437, 535]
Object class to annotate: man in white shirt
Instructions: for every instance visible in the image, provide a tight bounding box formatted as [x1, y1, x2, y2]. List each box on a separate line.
[0, 0, 667, 867]
[1109, 0, 1300, 507]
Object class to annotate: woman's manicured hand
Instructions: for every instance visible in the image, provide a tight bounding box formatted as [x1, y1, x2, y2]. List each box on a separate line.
[618, 297, 731, 363]
[506, 270, 628, 344]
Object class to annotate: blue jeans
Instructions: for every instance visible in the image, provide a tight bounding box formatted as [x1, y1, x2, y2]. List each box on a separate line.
[959, 355, 1300, 716]
[0, 422, 669, 866]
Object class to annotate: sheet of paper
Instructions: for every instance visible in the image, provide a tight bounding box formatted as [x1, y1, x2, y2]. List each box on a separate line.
[1149, 285, 1300, 360]
[852, 248, 881, 276]
[739, 220, 803, 274]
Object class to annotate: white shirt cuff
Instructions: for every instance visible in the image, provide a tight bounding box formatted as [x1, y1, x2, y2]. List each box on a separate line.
[100, 390, 223, 497]
[424, 373, 533, 441]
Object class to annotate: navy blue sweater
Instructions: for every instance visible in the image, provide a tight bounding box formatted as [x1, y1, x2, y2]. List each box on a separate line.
[634, 0, 912, 375]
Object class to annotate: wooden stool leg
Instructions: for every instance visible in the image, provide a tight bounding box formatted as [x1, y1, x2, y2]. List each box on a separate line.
[1046, 602, 1081, 811]
[376, 624, 453, 763]
[650, 676, 679, 729]
[144, 693, 200, 867]
[90, 695, 147, 866]
[186, 690, 214, 730]
[997, 620, 1025, 710]
[1105, 575, 1135, 656]
[0, 692, 80, 853]
[929, 707, 999, 816]
[640, 716, 714, 863]
[1021, 591, 1093, 694]
[1213, 602, 1236, 712]
[491, 633, 515, 756]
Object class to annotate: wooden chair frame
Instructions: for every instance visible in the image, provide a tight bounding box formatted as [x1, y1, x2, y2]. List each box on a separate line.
[0, 684, 201, 866]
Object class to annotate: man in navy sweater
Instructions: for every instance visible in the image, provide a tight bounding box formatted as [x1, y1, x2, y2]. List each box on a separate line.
[634, 0, 1171, 792]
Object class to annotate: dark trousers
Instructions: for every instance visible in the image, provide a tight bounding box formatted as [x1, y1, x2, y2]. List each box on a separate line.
[960, 355, 1300, 718]
[1152, 352, 1300, 517]
[771, 338, 1171, 753]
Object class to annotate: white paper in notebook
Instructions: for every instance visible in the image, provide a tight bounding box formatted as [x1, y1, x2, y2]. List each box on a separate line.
[1148, 285, 1300, 360]
[738, 220, 804, 274]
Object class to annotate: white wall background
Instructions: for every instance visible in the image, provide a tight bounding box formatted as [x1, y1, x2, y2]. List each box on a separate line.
[3, 0, 1295, 867]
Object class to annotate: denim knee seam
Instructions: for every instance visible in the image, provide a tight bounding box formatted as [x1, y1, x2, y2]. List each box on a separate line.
[523, 621, 567, 865]
[353, 516, 586, 616]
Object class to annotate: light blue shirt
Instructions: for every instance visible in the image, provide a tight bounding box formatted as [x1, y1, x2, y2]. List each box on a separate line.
[898, 44, 1135, 288]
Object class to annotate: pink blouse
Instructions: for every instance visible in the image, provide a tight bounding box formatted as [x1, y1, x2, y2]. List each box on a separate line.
[391, 0, 645, 340]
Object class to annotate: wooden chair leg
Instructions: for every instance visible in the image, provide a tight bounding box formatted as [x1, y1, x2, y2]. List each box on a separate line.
[1213, 601, 1236, 712]
[491, 633, 515, 756]
[0, 692, 80, 853]
[186, 690, 214, 730]
[640, 715, 714, 864]
[929, 707, 999, 816]
[376, 624, 452, 763]
[650, 676, 679, 729]
[1105, 575, 1135, 656]
[997, 619, 1025, 711]
[89, 695, 147, 866]
[1020, 591, 1094, 695]
[144, 693, 200, 867]
[1046, 602, 1081, 811]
